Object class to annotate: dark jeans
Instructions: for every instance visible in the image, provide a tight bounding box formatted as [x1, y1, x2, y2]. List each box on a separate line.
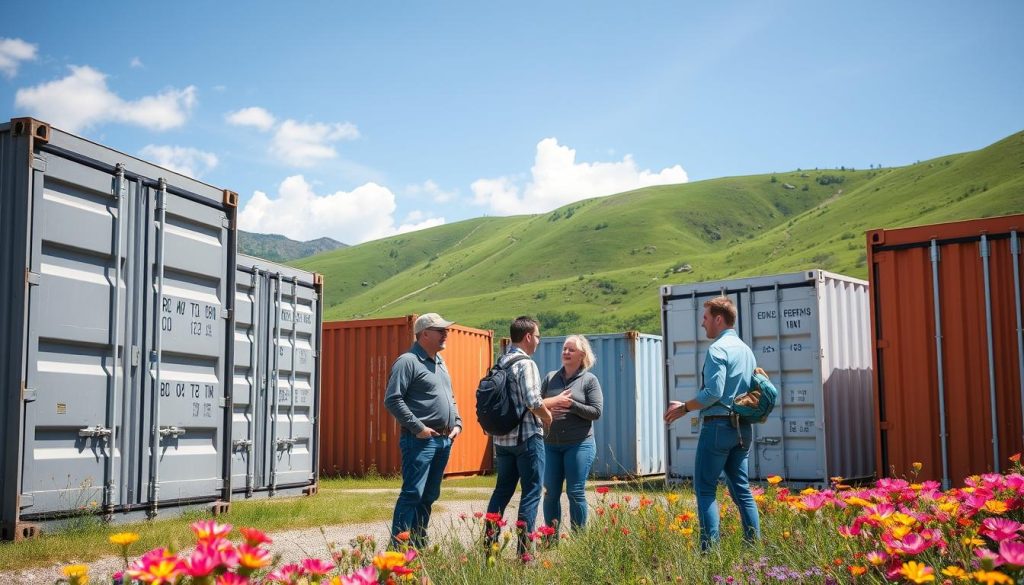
[694, 418, 760, 550]
[390, 433, 452, 548]
[543, 436, 596, 530]
[487, 434, 545, 553]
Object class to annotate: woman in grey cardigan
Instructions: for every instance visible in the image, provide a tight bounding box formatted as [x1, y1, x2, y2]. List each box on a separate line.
[541, 334, 603, 531]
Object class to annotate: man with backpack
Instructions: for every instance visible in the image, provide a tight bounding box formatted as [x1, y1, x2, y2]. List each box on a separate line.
[384, 312, 462, 549]
[663, 296, 761, 550]
[483, 316, 553, 558]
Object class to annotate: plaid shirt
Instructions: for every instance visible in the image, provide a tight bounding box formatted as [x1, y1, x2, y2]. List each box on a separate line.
[491, 345, 544, 446]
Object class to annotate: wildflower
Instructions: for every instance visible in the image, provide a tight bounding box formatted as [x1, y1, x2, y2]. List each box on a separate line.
[666, 493, 680, 505]
[62, 564, 89, 585]
[240, 527, 272, 546]
[109, 532, 140, 546]
[126, 548, 185, 584]
[183, 542, 222, 577]
[238, 543, 272, 570]
[1011, 453, 1021, 463]
[396, 531, 411, 542]
[972, 570, 1014, 585]
[191, 520, 233, 542]
[866, 550, 888, 566]
[999, 540, 1024, 568]
[848, 565, 867, 576]
[473, 511, 483, 519]
[373, 550, 408, 572]
[899, 561, 934, 583]
[542, 559, 552, 569]
[985, 500, 1010, 514]
[912, 462, 923, 472]
[216, 574, 249, 585]
[596, 486, 610, 494]
[266, 564, 303, 584]
[767, 475, 783, 485]
[981, 518, 1024, 542]
[303, 557, 337, 576]
[941, 566, 968, 579]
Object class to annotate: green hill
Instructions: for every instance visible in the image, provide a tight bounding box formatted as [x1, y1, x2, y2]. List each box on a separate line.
[239, 231, 347, 262]
[295, 131, 1024, 335]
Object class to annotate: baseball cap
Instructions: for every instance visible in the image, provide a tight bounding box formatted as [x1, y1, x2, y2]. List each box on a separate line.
[414, 312, 455, 335]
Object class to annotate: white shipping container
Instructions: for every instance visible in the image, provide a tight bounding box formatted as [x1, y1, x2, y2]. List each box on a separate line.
[661, 270, 874, 485]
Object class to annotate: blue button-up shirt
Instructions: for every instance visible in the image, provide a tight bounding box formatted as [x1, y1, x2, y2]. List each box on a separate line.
[695, 329, 757, 417]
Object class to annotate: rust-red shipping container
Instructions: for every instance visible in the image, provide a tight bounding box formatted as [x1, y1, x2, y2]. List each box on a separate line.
[869, 214, 1024, 487]
[320, 316, 493, 477]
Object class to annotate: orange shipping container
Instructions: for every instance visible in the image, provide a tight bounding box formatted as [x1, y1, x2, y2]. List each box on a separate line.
[320, 316, 494, 477]
[868, 214, 1024, 487]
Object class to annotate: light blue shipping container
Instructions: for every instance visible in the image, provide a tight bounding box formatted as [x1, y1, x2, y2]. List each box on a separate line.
[531, 332, 664, 478]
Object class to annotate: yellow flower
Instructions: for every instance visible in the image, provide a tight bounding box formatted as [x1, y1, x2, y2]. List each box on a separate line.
[767, 475, 783, 485]
[899, 560, 935, 583]
[911, 461, 923, 472]
[63, 564, 90, 584]
[666, 493, 680, 505]
[799, 487, 819, 495]
[782, 530, 791, 539]
[962, 535, 986, 546]
[984, 500, 1009, 514]
[941, 566, 968, 579]
[891, 512, 918, 527]
[972, 570, 1014, 585]
[890, 525, 912, 539]
[373, 550, 408, 572]
[848, 565, 867, 576]
[109, 532, 140, 546]
[844, 496, 873, 507]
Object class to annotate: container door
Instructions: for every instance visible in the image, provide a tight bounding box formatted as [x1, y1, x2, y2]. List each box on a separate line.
[271, 278, 318, 487]
[139, 184, 229, 506]
[230, 268, 259, 494]
[20, 154, 133, 517]
[746, 284, 824, 482]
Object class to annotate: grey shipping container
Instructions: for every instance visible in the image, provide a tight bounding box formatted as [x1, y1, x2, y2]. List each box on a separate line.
[232, 255, 322, 499]
[661, 270, 874, 485]
[530, 332, 665, 478]
[1, 119, 239, 540]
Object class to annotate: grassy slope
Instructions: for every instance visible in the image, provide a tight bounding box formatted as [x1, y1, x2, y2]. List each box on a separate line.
[295, 131, 1024, 334]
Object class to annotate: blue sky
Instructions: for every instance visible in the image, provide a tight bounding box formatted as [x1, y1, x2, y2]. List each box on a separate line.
[2, 1, 1021, 244]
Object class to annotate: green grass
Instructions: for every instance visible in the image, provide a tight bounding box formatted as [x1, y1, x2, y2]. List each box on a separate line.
[294, 130, 1024, 336]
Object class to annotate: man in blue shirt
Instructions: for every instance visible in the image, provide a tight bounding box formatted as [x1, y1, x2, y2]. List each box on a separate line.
[664, 296, 760, 550]
[384, 312, 462, 548]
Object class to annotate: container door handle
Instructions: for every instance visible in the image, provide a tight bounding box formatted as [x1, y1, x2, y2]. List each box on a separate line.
[158, 426, 187, 438]
[78, 425, 112, 439]
[755, 436, 781, 445]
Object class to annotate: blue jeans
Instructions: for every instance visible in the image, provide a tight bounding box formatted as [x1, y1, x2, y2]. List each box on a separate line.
[390, 433, 452, 548]
[694, 418, 760, 550]
[487, 434, 545, 553]
[543, 436, 596, 530]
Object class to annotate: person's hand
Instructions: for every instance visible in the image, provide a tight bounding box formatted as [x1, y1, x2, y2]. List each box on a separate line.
[448, 426, 462, 440]
[550, 389, 573, 419]
[416, 427, 439, 439]
[664, 401, 688, 424]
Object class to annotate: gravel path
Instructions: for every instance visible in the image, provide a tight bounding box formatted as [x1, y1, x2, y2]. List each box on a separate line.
[1, 487, 601, 583]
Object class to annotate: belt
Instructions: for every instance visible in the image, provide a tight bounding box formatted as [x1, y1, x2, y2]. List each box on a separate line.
[702, 415, 733, 422]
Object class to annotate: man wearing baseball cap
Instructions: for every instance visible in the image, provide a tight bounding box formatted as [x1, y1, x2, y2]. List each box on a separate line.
[384, 312, 462, 548]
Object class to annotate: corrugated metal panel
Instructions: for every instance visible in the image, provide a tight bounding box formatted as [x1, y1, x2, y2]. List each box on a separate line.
[233, 255, 322, 498]
[531, 332, 665, 478]
[0, 119, 238, 539]
[868, 214, 1024, 487]
[320, 316, 493, 477]
[661, 270, 874, 485]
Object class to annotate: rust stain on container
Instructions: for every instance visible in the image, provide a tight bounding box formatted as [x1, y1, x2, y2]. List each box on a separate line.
[320, 316, 493, 477]
[869, 214, 1024, 485]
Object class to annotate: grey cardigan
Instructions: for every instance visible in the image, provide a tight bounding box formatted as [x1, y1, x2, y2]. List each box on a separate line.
[541, 367, 603, 444]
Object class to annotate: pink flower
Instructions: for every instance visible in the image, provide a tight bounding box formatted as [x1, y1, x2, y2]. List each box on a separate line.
[538, 525, 556, 537]
[216, 574, 250, 585]
[301, 558, 335, 576]
[596, 486, 610, 495]
[266, 563, 303, 584]
[838, 524, 862, 538]
[183, 542, 221, 577]
[981, 518, 1024, 542]
[191, 520, 233, 542]
[882, 532, 930, 556]
[339, 565, 379, 585]
[975, 546, 1004, 567]
[999, 541, 1024, 568]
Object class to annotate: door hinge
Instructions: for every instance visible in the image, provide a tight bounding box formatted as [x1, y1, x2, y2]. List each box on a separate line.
[25, 270, 40, 286]
[23, 386, 37, 402]
[131, 345, 141, 367]
[221, 307, 232, 320]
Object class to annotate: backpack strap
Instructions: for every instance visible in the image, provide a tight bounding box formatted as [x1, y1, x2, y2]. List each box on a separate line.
[500, 353, 533, 444]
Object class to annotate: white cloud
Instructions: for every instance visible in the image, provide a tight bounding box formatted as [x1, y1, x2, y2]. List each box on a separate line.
[269, 119, 360, 167]
[130, 57, 144, 69]
[139, 145, 218, 178]
[225, 106, 276, 131]
[0, 38, 37, 78]
[14, 65, 196, 133]
[471, 138, 688, 215]
[406, 179, 457, 203]
[239, 175, 438, 244]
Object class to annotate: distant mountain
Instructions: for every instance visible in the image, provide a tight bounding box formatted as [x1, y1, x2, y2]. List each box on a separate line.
[238, 231, 348, 262]
[295, 130, 1024, 335]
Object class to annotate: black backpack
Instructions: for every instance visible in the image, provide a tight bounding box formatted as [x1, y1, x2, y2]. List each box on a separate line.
[475, 354, 530, 435]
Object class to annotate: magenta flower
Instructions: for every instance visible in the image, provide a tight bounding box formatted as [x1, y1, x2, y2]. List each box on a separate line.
[882, 532, 930, 555]
[999, 540, 1024, 568]
[301, 557, 336, 575]
[266, 563, 302, 584]
[191, 519, 233, 542]
[340, 565, 379, 585]
[975, 546, 1004, 567]
[838, 524, 861, 538]
[183, 542, 221, 577]
[981, 518, 1024, 542]
[216, 574, 250, 585]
